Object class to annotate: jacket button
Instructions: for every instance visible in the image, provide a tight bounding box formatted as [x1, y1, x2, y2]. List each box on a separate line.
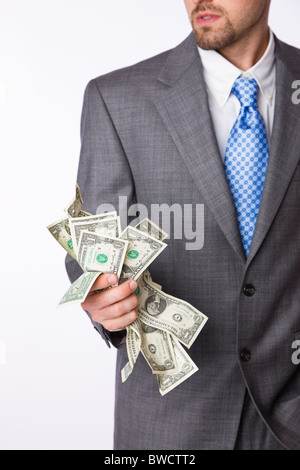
[240, 349, 252, 362]
[243, 284, 256, 296]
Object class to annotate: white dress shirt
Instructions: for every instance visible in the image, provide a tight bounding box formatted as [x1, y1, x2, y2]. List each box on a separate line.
[198, 31, 276, 160]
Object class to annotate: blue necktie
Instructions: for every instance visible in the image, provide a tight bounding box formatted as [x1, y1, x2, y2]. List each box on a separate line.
[224, 78, 269, 257]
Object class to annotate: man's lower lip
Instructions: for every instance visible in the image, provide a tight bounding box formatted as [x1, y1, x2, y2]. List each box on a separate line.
[195, 15, 221, 26]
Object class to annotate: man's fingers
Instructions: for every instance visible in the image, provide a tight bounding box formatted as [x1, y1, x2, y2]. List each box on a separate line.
[89, 272, 118, 293]
[91, 292, 138, 323]
[83, 278, 138, 310]
[102, 309, 138, 331]
[81, 274, 139, 332]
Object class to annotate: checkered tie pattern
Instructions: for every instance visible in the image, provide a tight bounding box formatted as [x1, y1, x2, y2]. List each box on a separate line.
[224, 77, 269, 257]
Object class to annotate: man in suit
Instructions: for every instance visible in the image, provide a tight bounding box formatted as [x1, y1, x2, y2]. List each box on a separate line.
[66, 0, 300, 450]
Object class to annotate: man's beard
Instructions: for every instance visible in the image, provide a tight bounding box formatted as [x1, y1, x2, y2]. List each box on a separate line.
[191, 4, 236, 50]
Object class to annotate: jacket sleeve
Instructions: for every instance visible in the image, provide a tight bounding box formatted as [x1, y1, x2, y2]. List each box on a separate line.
[65, 78, 136, 348]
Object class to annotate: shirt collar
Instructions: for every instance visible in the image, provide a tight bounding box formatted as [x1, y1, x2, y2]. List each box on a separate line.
[198, 30, 276, 107]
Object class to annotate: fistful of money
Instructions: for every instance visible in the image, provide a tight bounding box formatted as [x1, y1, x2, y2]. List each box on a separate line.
[47, 184, 208, 395]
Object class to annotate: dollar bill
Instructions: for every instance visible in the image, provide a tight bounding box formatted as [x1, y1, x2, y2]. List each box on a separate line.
[64, 184, 82, 217]
[128, 319, 143, 363]
[148, 280, 162, 291]
[69, 211, 118, 229]
[119, 227, 167, 283]
[136, 273, 208, 349]
[157, 338, 198, 396]
[77, 209, 93, 218]
[121, 361, 134, 383]
[63, 217, 71, 236]
[78, 230, 128, 277]
[48, 184, 209, 394]
[69, 215, 121, 255]
[142, 269, 162, 291]
[63, 184, 92, 218]
[58, 271, 102, 307]
[47, 217, 77, 260]
[140, 321, 177, 375]
[135, 218, 169, 241]
[121, 320, 142, 382]
[74, 183, 83, 216]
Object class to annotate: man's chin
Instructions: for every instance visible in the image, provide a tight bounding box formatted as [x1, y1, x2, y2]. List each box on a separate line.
[192, 26, 235, 51]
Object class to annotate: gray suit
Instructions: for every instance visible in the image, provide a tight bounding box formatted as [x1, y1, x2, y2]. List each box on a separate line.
[66, 32, 300, 450]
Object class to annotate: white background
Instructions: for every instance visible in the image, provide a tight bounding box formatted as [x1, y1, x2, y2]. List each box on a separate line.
[0, 0, 299, 450]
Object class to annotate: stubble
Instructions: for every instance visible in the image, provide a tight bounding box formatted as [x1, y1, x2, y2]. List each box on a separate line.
[190, 4, 236, 50]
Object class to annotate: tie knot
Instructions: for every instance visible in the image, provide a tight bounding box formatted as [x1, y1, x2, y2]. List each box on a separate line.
[231, 78, 259, 108]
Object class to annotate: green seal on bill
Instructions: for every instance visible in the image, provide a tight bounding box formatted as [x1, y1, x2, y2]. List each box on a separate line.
[127, 250, 139, 259]
[135, 286, 141, 296]
[96, 254, 108, 264]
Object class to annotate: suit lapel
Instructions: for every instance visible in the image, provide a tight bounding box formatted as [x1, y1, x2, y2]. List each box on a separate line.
[155, 34, 300, 265]
[246, 38, 300, 266]
[154, 33, 246, 262]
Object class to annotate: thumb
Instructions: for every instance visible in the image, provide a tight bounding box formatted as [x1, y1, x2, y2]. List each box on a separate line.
[90, 272, 118, 293]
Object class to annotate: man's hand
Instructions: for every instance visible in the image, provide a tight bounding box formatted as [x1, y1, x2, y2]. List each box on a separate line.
[81, 273, 138, 331]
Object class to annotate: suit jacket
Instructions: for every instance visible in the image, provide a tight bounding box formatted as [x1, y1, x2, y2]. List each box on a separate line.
[65, 32, 300, 450]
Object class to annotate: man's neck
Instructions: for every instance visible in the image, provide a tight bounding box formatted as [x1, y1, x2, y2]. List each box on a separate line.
[217, 26, 270, 71]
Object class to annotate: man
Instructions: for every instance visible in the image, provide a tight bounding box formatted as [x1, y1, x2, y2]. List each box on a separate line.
[66, 0, 300, 450]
